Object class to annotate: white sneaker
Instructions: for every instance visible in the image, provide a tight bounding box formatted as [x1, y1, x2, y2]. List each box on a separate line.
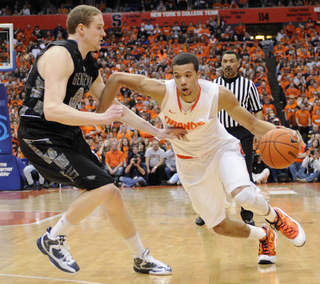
[133, 248, 172, 275]
[36, 227, 79, 273]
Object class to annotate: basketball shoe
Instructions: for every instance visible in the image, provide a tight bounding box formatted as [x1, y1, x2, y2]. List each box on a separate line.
[36, 227, 79, 273]
[258, 224, 277, 264]
[267, 207, 306, 247]
[134, 248, 172, 275]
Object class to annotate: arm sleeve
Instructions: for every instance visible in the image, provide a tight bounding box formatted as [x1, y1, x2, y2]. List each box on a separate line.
[248, 82, 263, 113]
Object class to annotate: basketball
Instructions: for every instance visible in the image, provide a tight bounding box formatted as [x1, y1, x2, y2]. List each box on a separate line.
[259, 128, 300, 169]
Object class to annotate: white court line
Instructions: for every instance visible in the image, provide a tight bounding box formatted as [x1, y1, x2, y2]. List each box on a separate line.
[267, 190, 297, 195]
[0, 273, 106, 284]
[0, 213, 64, 228]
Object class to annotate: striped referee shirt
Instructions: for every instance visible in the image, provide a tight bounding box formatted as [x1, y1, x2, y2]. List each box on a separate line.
[213, 75, 262, 128]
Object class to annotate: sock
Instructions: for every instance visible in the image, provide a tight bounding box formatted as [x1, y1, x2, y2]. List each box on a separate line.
[264, 206, 277, 223]
[125, 234, 145, 258]
[50, 214, 76, 238]
[248, 226, 267, 240]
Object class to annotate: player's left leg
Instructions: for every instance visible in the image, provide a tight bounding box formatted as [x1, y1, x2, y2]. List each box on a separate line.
[213, 215, 277, 264]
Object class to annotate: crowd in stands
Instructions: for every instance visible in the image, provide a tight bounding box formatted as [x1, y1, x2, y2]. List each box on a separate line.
[2, 4, 320, 187]
[1, 0, 319, 16]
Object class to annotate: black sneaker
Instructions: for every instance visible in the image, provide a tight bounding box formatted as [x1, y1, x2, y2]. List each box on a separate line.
[244, 218, 255, 226]
[134, 248, 172, 275]
[195, 216, 205, 226]
[36, 227, 79, 273]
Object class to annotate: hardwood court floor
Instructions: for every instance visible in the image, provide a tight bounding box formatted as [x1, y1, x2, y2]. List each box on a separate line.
[0, 182, 320, 284]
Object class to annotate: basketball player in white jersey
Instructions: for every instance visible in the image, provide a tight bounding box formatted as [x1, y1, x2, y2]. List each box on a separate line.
[98, 53, 306, 264]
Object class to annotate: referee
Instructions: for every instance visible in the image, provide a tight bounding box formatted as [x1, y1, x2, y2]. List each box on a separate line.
[196, 50, 263, 226]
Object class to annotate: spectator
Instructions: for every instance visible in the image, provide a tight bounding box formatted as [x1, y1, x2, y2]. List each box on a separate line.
[157, 1, 166, 11]
[119, 154, 148, 187]
[58, 3, 69, 14]
[252, 154, 270, 184]
[53, 22, 67, 40]
[105, 140, 125, 185]
[161, 173, 181, 185]
[145, 20, 154, 37]
[172, 21, 181, 36]
[297, 148, 320, 182]
[22, 4, 31, 15]
[99, 140, 111, 167]
[23, 162, 45, 190]
[145, 139, 166, 185]
[33, 25, 43, 42]
[285, 21, 296, 38]
[234, 21, 246, 38]
[284, 96, 297, 127]
[122, 3, 131, 12]
[289, 142, 307, 181]
[296, 103, 311, 143]
[138, 23, 147, 39]
[164, 141, 176, 180]
[167, 2, 175, 10]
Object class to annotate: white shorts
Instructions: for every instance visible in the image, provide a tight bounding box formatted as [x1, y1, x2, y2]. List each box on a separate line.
[176, 142, 251, 228]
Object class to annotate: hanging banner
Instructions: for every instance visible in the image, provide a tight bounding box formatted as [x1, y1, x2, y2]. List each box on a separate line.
[0, 7, 317, 31]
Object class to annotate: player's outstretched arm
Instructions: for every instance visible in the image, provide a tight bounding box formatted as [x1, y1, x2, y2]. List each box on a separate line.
[96, 72, 166, 113]
[113, 99, 187, 140]
[218, 85, 276, 136]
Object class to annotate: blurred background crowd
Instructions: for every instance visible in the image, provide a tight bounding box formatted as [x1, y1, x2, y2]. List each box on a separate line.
[2, 0, 320, 188]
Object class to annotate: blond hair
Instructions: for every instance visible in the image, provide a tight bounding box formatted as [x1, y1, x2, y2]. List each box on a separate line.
[67, 5, 101, 35]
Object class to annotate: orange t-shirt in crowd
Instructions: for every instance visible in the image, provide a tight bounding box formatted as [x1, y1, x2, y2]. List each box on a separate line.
[162, 26, 171, 38]
[312, 114, 320, 127]
[234, 25, 246, 36]
[140, 131, 154, 142]
[295, 144, 306, 163]
[105, 150, 124, 168]
[285, 87, 300, 98]
[116, 131, 132, 141]
[284, 104, 296, 121]
[295, 109, 311, 127]
[262, 103, 277, 116]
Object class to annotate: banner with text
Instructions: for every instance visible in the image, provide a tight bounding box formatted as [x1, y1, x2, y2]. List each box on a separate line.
[0, 7, 318, 31]
[0, 154, 26, 190]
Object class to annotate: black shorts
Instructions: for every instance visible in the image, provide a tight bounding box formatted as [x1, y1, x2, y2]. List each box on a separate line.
[18, 126, 113, 190]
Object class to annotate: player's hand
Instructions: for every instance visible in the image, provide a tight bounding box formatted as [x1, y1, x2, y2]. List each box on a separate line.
[157, 127, 188, 140]
[101, 105, 125, 125]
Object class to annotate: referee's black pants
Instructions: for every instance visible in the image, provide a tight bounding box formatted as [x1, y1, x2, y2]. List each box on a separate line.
[226, 126, 254, 221]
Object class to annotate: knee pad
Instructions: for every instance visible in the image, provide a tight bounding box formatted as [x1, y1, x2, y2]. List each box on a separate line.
[234, 184, 269, 216]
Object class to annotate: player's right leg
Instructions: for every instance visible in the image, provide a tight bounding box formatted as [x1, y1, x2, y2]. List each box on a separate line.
[232, 184, 306, 247]
[218, 144, 306, 248]
[20, 130, 171, 275]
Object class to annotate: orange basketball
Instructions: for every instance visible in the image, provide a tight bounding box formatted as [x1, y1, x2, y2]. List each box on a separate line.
[259, 128, 300, 169]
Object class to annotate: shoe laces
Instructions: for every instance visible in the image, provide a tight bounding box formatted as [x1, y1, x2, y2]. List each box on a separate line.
[141, 248, 163, 267]
[56, 236, 75, 263]
[259, 227, 275, 255]
[267, 210, 297, 239]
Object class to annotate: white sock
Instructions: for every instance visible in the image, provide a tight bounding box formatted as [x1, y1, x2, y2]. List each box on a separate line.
[264, 206, 277, 223]
[50, 214, 76, 238]
[125, 234, 145, 258]
[248, 225, 267, 240]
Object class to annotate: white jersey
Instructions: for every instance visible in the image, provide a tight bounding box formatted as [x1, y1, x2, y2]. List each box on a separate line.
[159, 79, 239, 158]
